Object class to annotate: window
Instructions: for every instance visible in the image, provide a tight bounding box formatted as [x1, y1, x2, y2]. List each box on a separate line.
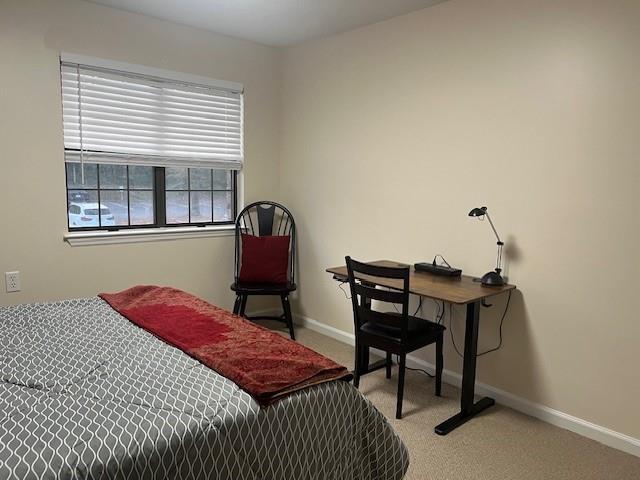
[61, 54, 243, 232]
[164, 167, 234, 224]
[67, 163, 155, 228]
[65, 162, 236, 230]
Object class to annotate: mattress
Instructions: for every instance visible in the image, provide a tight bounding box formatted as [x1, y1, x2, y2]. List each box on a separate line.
[0, 297, 408, 479]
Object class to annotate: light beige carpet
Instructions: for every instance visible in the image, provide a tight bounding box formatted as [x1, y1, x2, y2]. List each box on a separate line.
[264, 322, 640, 480]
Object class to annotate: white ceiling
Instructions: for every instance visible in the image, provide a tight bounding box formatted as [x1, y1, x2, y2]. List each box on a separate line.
[86, 0, 447, 47]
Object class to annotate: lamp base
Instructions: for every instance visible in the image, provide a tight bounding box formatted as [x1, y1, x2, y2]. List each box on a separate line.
[481, 270, 504, 286]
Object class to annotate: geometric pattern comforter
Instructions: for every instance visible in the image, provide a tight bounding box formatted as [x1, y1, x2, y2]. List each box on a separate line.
[0, 297, 409, 479]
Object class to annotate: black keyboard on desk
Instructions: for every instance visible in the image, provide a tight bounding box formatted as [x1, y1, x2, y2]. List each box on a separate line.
[414, 262, 462, 277]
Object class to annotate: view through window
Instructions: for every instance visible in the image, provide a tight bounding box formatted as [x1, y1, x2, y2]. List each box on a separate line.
[66, 164, 235, 230]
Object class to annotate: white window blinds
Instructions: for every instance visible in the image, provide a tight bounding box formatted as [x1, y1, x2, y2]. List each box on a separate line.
[61, 57, 243, 170]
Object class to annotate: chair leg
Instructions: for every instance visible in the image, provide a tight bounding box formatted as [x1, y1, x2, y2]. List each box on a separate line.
[239, 295, 248, 317]
[353, 341, 361, 389]
[436, 333, 443, 397]
[396, 353, 406, 419]
[281, 295, 295, 340]
[386, 352, 392, 379]
[232, 295, 242, 315]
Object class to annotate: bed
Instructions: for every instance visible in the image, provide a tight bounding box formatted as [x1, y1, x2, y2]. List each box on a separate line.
[0, 295, 409, 479]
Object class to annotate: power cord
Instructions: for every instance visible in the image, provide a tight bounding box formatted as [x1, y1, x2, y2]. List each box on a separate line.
[337, 275, 424, 318]
[389, 291, 422, 316]
[477, 290, 512, 356]
[448, 304, 465, 358]
[433, 254, 452, 268]
[337, 281, 351, 299]
[413, 297, 423, 316]
[448, 290, 513, 358]
[394, 354, 434, 378]
[434, 299, 445, 325]
[338, 282, 421, 316]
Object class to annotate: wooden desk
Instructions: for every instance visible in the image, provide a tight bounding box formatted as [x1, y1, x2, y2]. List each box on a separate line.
[326, 260, 516, 435]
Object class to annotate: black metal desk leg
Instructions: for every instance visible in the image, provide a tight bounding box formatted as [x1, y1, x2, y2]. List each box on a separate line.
[435, 300, 495, 435]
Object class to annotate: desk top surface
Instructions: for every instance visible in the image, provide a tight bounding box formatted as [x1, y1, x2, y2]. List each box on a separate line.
[326, 260, 515, 305]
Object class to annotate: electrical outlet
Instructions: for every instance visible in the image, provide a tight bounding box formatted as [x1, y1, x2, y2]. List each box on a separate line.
[5, 271, 20, 293]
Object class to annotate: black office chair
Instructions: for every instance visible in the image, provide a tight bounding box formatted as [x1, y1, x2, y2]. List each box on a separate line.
[231, 201, 296, 340]
[345, 257, 445, 419]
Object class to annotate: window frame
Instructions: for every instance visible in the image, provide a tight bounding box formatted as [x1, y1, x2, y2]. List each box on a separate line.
[65, 165, 238, 232]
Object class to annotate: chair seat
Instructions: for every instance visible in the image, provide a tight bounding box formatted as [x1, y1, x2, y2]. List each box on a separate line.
[231, 281, 297, 295]
[361, 313, 445, 345]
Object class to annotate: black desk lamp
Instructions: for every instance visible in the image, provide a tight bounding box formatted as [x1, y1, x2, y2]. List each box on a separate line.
[468, 206, 505, 286]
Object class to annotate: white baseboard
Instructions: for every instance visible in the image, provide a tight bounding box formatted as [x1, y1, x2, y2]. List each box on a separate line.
[296, 314, 640, 458]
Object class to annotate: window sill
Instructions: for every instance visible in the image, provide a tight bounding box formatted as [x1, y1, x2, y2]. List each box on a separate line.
[64, 225, 235, 246]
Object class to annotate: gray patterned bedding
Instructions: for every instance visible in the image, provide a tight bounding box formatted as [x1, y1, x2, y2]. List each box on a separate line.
[0, 297, 408, 479]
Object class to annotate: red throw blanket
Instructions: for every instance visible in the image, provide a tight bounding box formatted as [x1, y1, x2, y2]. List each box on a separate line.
[99, 286, 351, 405]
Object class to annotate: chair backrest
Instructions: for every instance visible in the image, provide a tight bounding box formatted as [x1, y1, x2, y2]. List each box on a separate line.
[234, 201, 296, 283]
[345, 257, 410, 343]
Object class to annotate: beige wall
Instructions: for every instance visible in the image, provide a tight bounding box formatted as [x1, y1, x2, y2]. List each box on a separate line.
[0, 0, 281, 310]
[280, 0, 640, 438]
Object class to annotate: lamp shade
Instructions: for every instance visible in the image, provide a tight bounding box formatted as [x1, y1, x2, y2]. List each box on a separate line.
[468, 207, 487, 217]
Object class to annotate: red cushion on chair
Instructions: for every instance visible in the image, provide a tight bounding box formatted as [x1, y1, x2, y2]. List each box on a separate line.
[239, 234, 290, 284]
